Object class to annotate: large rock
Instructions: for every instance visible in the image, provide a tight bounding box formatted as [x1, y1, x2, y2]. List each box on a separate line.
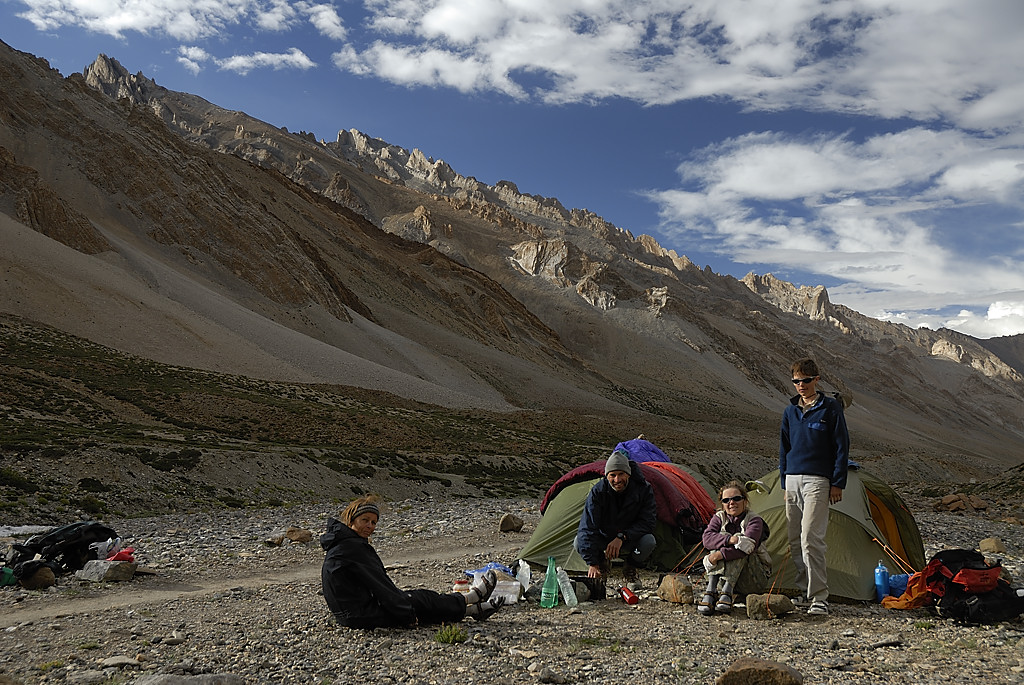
[716, 657, 803, 685]
[498, 514, 524, 533]
[285, 526, 313, 544]
[76, 560, 137, 582]
[657, 573, 694, 604]
[745, 593, 795, 620]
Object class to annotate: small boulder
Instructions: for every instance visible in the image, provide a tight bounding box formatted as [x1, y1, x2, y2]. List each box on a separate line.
[75, 560, 137, 583]
[716, 657, 803, 685]
[979, 537, 1006, 554]
[656, 573, 694, 604]
[498, 514, 524, 533]
[745, 593, 795, 620]
[285, 526, 313, 544]
[20, 565, 56, 590]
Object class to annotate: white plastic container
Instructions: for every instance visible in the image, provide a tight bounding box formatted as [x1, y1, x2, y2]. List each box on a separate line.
[493, 579, 522, 604]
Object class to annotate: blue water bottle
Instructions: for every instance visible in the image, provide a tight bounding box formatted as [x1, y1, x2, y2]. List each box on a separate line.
[874, 560, 890, 602]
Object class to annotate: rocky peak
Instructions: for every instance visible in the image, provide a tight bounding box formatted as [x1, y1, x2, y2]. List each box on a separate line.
[742, 272, 838, 322]
[83, 54, 158, 104]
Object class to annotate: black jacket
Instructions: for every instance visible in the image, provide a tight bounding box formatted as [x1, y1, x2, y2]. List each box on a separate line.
[320, 517, 416, 628]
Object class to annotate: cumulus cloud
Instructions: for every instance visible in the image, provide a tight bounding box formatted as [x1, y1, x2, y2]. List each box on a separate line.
[217, 48, 316, 75]
[645, 122, 1024, 337]
[299, 2, 346, 40]
[177, 45, 212, 75]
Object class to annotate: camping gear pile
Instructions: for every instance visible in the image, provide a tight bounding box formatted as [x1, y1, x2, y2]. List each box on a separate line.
[882, 548, 1024, 623]
[2, 521, 126, 589]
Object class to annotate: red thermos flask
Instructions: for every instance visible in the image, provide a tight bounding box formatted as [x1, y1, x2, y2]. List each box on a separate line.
[618, 586, 638, 605]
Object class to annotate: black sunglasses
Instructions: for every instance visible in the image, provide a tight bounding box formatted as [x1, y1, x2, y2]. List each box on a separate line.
[721, 495, 745, 503]
[792, 377, 816, 385]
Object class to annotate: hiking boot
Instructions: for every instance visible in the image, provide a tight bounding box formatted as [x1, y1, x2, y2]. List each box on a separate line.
[622, 563, 640, 586]
[807, 600, 829, 616]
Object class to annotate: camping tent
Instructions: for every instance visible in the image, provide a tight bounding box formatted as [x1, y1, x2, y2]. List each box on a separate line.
[519, 455, 717, 573]
[745, 466, 925, 601]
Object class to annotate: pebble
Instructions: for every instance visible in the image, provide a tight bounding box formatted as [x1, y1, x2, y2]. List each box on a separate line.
[0, 498, 1021, 684]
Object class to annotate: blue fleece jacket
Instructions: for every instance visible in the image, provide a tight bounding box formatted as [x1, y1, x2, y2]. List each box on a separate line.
[779, 392, 849, 490]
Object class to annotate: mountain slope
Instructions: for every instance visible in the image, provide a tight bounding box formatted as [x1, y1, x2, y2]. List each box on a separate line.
[0, 42, 1022, 516]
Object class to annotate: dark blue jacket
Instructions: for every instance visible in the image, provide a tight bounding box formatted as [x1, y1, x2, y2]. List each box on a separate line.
[779, 392, 849, 489]
[576, 461, 657, 566]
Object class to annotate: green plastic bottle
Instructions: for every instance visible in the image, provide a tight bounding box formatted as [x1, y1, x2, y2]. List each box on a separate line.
[540, 556, 559, 608]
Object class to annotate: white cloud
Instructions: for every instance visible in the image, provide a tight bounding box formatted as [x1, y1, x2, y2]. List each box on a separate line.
[176, 45, 212, 74]
[14, 0, 252, 41]
[646, 122, 1024, 337]
[937, 302, 1024, 339]
[299, 2, 346, 40]
[255, 0, 297, 31]
[217, 47, 316, 74]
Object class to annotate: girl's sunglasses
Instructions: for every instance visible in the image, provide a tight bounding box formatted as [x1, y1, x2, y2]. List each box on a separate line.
[721, 495, 746, 503]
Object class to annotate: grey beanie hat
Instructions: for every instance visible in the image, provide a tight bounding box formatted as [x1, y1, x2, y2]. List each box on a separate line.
[605, 448, 631, 475]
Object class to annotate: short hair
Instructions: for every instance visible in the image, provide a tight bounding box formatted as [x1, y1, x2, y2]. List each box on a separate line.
[790, 357, 819, 378]
[340, 494, 381, 525]
[719, 480, 749, 501]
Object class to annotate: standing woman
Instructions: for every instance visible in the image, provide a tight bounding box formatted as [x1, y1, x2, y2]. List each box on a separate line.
[698, 481, 772, 615]
[321, 495, 504, 628]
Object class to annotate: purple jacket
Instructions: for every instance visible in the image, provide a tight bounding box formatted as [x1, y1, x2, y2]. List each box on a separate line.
[702, 510, 767, 562]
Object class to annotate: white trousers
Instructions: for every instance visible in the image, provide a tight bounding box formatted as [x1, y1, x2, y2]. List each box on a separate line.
[785, 474, 831, 603]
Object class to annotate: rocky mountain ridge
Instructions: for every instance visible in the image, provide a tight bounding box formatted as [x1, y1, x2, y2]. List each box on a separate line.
[0, 42, 1022, 521]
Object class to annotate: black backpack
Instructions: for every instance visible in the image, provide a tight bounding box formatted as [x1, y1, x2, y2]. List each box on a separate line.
[7, 521, 118, 575]
[926, 549, 1024, 624]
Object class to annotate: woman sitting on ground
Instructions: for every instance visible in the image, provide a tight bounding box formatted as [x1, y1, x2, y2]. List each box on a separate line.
[698, 480, 772, 615]
[321, 495, 505, 628]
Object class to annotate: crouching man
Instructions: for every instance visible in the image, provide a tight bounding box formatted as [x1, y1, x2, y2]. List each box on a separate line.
[574, 449, 657, 585]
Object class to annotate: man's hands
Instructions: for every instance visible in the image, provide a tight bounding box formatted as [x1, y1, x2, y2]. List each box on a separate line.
[829, 486, 843, 505]
[605, 536, 623, 560]
[588, 564, 602, 578]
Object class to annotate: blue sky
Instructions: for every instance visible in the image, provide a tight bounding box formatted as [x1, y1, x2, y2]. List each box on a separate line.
[2, 1, 1023, 339]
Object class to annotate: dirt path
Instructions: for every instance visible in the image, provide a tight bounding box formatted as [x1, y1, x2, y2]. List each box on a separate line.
[0, 540, 520, 628]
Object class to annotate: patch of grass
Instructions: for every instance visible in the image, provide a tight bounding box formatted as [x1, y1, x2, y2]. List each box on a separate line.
[78, 641, 101, 650]
[913, 620, 935, 630]
[38, 660, 65, 672]
[217, 494, 246, 508]
[0, 467, 39, 492]
[434, 623, 468, 644]
[74, 494, 105, 514]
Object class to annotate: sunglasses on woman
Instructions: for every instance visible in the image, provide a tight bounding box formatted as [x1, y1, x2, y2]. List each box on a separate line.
[721, 495, 745, 503]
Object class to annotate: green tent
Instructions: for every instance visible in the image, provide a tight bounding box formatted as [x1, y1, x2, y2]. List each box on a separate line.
[745, 467, 925, 601]
[518, 461, 716, 574]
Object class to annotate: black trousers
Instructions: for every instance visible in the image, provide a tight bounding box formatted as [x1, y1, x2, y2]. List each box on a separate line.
[408, 589, 466, 624]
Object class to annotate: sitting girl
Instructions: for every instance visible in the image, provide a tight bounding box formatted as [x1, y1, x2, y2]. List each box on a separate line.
[698, 480, 772, 615]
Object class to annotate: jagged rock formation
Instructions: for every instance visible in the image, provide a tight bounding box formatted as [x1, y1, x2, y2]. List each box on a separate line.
[1, 41, 1022, 488]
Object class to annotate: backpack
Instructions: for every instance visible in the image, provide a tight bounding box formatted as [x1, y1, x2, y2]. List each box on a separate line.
[6, 521, 119, 575]
[924, 549, 1024, 624]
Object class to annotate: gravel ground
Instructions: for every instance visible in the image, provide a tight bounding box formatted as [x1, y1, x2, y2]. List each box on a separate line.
[1, 497, 1023, 685]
